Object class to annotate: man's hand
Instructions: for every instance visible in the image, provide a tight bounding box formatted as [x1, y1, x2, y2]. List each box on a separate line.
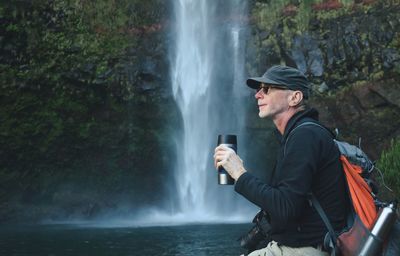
[214, 144, 246, 180]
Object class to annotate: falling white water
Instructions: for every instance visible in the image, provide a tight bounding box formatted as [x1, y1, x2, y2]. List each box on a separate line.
[171, 0, 214, 216]
[168, 0, 254, 222]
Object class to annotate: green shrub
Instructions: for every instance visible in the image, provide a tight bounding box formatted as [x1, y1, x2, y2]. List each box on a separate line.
[376, 137, 400, 201]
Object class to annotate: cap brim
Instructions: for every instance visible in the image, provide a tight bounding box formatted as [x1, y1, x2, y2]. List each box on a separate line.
[246, 77, 286, 89]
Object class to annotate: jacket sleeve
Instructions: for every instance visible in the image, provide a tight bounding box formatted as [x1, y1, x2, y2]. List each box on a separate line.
[234, 127, 323, 227]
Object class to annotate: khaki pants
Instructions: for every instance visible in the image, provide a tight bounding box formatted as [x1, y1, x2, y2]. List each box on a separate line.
[245, 240, 329, 256]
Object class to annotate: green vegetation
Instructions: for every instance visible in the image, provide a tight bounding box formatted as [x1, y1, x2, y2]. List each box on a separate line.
[0, 0, 175, 222]
[1, 0, 166, 91]
[376, 138, 400, 201]
[252, 0, 365, 33]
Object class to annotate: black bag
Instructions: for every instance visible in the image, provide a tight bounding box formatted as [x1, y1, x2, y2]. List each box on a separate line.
[238, 210, 272, 255]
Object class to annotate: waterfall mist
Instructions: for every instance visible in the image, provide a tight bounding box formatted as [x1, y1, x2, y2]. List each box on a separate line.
[163, 0, 256, 223]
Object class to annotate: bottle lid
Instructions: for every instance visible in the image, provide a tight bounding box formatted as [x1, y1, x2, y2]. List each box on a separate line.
[217, 134, 237, 145]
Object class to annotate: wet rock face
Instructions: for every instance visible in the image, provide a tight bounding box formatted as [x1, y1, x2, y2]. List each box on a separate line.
[0, 0, 178, 223]
[309, 79, 400, 159]
[371, 82, 400, 108]
[291, 34, 324, 77]
[132, 34, 171, 96]
[317, 9, 399, 86]
[249, 4, 400, 88]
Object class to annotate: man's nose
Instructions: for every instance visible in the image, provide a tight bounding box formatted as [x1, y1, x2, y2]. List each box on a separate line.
[255, 90, 263, 99]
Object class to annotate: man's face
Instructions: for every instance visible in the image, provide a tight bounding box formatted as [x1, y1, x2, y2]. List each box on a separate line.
[254, 83, 291, 119]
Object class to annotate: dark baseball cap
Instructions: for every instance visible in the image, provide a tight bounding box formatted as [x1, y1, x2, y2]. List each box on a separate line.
[246, 65, 310, 99]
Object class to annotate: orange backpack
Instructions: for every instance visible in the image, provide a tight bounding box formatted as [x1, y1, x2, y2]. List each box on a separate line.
[340, 155, 376, 229]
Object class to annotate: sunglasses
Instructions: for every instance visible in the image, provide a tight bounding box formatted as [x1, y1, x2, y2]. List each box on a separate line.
[256, 84, 286, 94]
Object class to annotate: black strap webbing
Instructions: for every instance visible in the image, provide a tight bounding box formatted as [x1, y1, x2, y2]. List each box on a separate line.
[309, 193, 338, 247]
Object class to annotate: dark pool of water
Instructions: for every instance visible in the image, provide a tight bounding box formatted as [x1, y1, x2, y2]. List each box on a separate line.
[0, 223, 252, 256]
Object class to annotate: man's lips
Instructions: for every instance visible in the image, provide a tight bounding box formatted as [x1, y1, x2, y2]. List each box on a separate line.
[258, 104, 267, 108]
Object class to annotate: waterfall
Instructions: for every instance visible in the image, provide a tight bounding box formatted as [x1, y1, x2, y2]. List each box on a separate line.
[167, 0, 253, 222]
[171, 0, 214, 216]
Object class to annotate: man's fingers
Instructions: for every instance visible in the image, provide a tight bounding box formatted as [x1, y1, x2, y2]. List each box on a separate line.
[214, 156, 219, 168]
[214, 153, 226, 168]
[214, 150, 229, 169]
[214, 145, 237, 170]
[216, 159, 225, 169]
[213, 145, 246, 180]
[214, 144, 228, 153]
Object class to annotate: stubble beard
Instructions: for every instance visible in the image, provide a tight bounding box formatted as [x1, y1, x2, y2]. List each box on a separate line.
[258, 108, 271, 119]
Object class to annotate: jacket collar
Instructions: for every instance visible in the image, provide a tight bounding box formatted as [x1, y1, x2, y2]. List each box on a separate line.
[279, 108, 319, 143]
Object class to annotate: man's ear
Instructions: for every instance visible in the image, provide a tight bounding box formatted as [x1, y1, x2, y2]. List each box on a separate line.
[288, 91, 303, 107]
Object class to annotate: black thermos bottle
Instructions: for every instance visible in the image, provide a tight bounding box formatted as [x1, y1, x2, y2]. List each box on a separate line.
[217, 134, 237, 185]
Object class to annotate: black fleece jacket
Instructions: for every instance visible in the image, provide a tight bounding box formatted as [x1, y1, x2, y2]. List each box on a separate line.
[235, 108, 348, 247]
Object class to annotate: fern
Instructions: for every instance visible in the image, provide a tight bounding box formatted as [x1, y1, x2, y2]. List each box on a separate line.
[376, 138, 400, 201]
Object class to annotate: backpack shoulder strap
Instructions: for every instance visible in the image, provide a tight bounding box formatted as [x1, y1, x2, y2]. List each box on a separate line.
[284, 121, 331, 156]
[309, 193, 338, 248]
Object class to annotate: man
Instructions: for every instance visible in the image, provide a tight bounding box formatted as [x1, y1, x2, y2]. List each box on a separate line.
[214, 65, 348, 256]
